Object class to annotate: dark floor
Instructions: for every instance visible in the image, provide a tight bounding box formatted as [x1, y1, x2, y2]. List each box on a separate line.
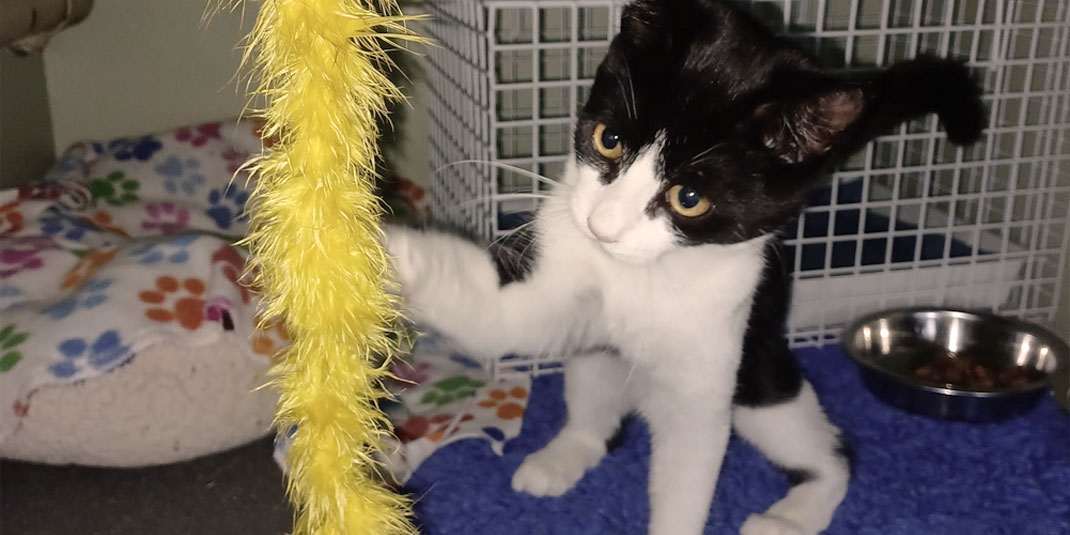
[1, 438, 293, 535]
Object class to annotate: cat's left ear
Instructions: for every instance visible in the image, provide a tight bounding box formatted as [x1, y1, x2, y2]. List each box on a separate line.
[755, 85, 865, 164]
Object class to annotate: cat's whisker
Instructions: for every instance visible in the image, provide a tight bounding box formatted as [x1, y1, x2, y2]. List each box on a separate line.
[623, 60, 639, 122]
[433, 160, 569, 191]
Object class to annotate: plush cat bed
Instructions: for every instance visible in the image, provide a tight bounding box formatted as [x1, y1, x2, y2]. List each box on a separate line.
[0, 121, 284, 466]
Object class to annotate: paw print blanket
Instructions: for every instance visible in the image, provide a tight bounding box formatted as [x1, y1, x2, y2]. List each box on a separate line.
[0, 120, 528, 480]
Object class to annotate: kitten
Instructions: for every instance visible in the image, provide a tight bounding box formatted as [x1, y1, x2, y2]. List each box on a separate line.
[387, 0, 983, 533]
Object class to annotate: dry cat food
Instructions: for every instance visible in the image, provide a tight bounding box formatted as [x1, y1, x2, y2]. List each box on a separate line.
[913, 351, 1042, 389]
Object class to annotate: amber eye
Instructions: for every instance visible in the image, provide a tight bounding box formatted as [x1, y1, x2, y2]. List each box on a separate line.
[667, 185, 712, 218]
[593, 123, 623, 160]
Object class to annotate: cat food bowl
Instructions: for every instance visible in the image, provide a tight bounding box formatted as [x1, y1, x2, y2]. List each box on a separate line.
[842, 308, 1067, 422]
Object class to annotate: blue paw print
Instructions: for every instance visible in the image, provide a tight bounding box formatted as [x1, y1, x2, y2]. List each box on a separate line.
[108, 136, 163, 162]
[49, 330, 131, 378]
[450, 353, 483, 369]
[155, 156, 207, 195]
[39, 210, 96, 241]
[41, 279, 112, 320]
[130, 234, 197, 264]
[206, 186, 250, 230]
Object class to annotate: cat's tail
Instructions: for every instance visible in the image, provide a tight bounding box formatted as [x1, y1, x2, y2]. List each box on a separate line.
[851, 55, 986, 147]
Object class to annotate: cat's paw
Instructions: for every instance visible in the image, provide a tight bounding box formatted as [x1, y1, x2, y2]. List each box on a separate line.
[511, 433, 605, 497]
[739, 513, 810, 535]
[383, 226, 424, 292]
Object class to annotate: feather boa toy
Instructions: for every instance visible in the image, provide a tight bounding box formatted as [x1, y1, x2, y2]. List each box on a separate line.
[228, 1, 423, 533]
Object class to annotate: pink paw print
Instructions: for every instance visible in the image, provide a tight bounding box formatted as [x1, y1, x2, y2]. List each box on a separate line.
[390, 360, 432, 390]
[221, 148, 252, 175]
[175, 123, 221, 147]
[0, 238, 55, 279]
[141, 202, 189, 235]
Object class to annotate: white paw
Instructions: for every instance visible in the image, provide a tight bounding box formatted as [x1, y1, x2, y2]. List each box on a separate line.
[740, 513, 810, 535]
[511, 434, 604, 497]
[383, 226, 423, 291]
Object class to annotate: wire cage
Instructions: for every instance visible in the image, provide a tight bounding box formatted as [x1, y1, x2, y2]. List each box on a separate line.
[422, 0, 1070, 378]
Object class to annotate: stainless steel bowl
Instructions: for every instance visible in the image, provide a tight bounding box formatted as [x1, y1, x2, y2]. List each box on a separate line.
[842, 307, 1068, 422]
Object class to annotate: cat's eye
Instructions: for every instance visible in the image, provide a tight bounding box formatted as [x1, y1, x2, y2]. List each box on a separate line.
[667, 185, 711, 218]
[593, 123, 623, 160]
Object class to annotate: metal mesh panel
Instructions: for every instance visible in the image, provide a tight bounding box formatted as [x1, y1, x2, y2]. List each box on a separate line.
[425, 0, 1070, 378]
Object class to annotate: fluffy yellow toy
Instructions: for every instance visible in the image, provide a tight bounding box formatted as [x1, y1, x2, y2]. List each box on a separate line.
[228, 0, 423, 533]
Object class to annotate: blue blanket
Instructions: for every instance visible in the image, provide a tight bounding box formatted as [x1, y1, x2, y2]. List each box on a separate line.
[404, 346, 1069, 535]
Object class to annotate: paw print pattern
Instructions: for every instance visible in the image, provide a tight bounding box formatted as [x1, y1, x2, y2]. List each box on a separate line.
[89, 171, 140, 206]
[155, 156, 207, 195]
[138, 276, 207, 330]
[86, 211, 128, 236]
[141, 202, 190, 235]
[130, 234, 197, 265]
[420, 375, 485, 407]
[251, 314, 290, 357]
[1, 202, 25, 238]
[476, 386, 528, 420]
[397, 413, 475, 443]
[0, 324, 29, 373]
[389, 360, 433, 391]
[0, 238, 55, 279]
[18, 180, 92, 210]
[211, 244, 253, 303]
[49, 330, 130, 378]
[221, 148, 251, 175]
[175, 123, 221, 147]
[39, 210, 96, 241]
[61, 249, 118, 290]
[41, 279, 112, 320]
[205, 186, 250, 230]
[108, 136, 162, 162]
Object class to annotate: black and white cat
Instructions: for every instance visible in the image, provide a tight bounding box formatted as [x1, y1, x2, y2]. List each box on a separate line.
[387, 1, 983, 533]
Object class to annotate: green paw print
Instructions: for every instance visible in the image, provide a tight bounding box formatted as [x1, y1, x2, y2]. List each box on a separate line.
[420, 375, 484, 407]
[0, 324, 29, 373]
[90, 171, 140, 206]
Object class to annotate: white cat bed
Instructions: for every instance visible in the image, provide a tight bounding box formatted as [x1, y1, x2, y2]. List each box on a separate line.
[0, 341, 276, 467]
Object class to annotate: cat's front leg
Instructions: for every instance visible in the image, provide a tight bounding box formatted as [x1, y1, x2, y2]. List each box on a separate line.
[384, 225, 591, 359]
[638, 370, 736, 535]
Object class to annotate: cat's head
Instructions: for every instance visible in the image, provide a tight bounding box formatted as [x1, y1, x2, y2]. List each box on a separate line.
[565, 0, 983, 264]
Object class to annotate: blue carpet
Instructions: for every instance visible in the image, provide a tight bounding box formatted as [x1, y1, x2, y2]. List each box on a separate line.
[403, 346, 1070, 535]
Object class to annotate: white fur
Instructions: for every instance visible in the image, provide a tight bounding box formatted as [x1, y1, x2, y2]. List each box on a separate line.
[735, 383, 850, 535]
[385, 146, 844, 535]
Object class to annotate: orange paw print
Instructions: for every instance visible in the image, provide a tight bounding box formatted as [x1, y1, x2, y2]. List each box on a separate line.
[0, 202, 24, 237]
[477, 386, 527, 420]
[86, 211, 128, 236]
[138, 276, 207, 330]
[251, 314, 290, 358]
[61, 249, 118, 290]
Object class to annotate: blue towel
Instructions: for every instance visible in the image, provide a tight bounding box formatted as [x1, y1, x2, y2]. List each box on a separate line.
[404, 346, 1069, 535]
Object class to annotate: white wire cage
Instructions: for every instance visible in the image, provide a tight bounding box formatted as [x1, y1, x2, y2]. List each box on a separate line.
[422, 0, 1070, 378]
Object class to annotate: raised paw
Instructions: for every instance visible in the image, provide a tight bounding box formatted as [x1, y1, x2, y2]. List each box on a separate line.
[740, 513, 809, 535]
[511, 432, 605, 497]
[383, 226, 423, 293]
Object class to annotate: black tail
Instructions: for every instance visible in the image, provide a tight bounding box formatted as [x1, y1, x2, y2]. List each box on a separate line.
[849, 55, 986, 148]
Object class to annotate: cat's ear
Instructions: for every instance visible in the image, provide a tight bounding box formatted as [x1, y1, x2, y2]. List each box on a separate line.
[756, 87, 865, 164]
[620, 0, 670, 50]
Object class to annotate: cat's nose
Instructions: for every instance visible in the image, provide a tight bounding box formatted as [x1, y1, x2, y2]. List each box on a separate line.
[587, 216, 619, 243]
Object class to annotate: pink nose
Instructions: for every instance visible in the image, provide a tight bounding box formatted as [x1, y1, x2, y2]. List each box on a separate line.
[587, 217, 618, 243]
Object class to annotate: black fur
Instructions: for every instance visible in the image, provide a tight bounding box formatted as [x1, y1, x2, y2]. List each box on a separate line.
[576, 0, 985, 247]
[490, 225, 540, 286]
[733, 240, 803, 408]
[781, 467, 816, 487]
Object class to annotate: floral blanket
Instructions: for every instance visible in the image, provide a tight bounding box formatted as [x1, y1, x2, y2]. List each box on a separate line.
[0, 120, 528, 480]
